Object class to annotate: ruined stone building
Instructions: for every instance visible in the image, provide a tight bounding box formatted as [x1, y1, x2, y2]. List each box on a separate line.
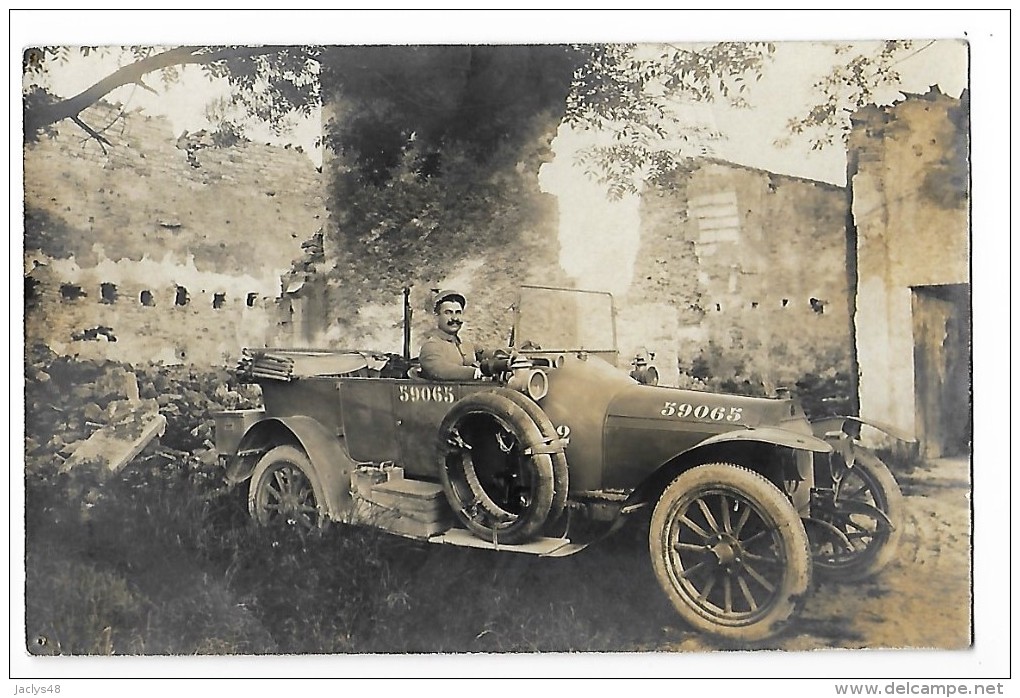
[849, 88, 970, 458]
[23, 101, 325, 366]
[627, 159, 850, 398]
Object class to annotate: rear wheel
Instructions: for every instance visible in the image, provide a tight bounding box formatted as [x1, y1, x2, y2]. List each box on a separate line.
[649, 462, 812, 642]
[248, 445, 325, 530]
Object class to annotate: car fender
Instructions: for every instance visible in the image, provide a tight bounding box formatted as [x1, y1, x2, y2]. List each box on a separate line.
[228, 415, 356, 522]
[811, 415, 917, 444]
[621, 425, 831, 515]
[695, 425, 833, 454]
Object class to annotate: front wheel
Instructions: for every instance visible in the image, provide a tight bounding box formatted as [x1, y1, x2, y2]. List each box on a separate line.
[808, 450, 904, 581]
[649, 463, 812, 642]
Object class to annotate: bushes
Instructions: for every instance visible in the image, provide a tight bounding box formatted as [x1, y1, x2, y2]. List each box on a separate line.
[677, 340, 855, 420]
[794, 368, 854, 419]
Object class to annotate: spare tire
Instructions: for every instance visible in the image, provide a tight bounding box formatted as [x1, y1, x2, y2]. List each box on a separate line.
[484, 388, 569, 528]
[438, 391, 557, 544]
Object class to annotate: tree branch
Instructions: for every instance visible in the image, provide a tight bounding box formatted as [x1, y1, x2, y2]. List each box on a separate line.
[70, 115, 112, 153]
[24, 45, 288, 136]
[134, 79, 159, 95]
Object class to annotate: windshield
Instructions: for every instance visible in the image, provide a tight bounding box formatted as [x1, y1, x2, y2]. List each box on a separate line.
[514, 286, 617, 353]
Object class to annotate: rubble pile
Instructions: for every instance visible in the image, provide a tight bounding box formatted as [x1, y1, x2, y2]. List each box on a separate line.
[24, 343, 261, 487]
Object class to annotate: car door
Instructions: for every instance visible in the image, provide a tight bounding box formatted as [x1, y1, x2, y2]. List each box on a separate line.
[341, 377, 489, 478]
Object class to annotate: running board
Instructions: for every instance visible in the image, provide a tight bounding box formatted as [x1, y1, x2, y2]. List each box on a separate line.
[428, 528, 584, 557]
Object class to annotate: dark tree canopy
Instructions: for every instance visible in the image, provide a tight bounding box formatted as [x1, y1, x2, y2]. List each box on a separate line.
[318, 45, 584, 184]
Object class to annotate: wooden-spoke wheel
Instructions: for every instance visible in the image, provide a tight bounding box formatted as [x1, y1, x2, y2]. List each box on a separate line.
[248, 445, 325, 530]
[650, 462, 812, 642]
[808, 450, 903, 581]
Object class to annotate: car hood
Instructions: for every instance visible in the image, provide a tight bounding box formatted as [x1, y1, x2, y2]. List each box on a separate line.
[607, 383, 802, 431]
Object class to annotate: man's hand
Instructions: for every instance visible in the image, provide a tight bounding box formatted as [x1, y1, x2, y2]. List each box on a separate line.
[472, 367, 484, 380]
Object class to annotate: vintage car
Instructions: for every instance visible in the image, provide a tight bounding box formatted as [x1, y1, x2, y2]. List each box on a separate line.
[214, 285, 903, 641]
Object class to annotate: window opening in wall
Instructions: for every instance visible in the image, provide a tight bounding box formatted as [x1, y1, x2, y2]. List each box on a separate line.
[100, 282, 118, 304]
[140, 290, 155, 306]
[715, 303, 721, 312]
[213, 293, 226, 309]
[246, 292, 258, 308]
[782, 298, 789, 307]
[60, 284, 86, 301]
[750, 301, 759, 309]
[809, 297, 825, 314]
[175, 286, 190, 306]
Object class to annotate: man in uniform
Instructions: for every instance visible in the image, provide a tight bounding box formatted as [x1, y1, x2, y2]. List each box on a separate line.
[418, 290, 485, 380]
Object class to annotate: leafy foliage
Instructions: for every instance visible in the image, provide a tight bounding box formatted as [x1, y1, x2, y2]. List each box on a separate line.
[217, 46, 321, 135]
[312, 46, 583, 332]
[22, 45, 320, 146]
[781, 40, 929, 150]
[318, 45, 581, 181]
[564, 42, 775, 197]
[565, 43, 773, 130]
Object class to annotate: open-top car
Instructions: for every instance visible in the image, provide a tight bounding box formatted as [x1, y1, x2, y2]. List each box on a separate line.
[214, 285, 903, 641]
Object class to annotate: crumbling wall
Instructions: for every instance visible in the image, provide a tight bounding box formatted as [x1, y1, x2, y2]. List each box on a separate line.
[628, 160, 850, 396]
[23, 101, 326, 365]
[25, 255, 278, 366]
[850, 88, 970, 449]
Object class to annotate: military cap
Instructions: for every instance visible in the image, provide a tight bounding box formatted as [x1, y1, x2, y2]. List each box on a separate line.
[432, 289, 466, 311]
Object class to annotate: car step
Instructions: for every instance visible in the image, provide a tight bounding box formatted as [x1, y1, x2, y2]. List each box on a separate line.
[351, 468, 453, 537]
[428, 528, 583, 557]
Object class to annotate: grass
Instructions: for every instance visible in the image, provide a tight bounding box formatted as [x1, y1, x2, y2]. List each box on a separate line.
[24, 442, 677, 655]
[25, 465, 278, 655]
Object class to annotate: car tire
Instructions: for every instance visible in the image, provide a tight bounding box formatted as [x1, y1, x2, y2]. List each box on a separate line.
[438, 391, 557, 545]
[248, 445, 327, 530]
[809, 449, 904, 581]
[649, 462, 812, 642]
[483, 387, 568, 526]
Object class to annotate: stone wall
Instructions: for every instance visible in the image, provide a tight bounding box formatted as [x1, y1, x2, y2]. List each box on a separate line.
[25, 255, 278, 366]
[628, 160, 850, 394]
[849, 88, 970, 453]
[23, 101, 326, 365]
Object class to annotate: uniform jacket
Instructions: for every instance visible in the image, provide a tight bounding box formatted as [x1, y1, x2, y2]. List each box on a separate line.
[418, 329, 479, 380]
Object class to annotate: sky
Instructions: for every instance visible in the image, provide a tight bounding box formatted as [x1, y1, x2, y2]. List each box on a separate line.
[8, 8, 1012, 685]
